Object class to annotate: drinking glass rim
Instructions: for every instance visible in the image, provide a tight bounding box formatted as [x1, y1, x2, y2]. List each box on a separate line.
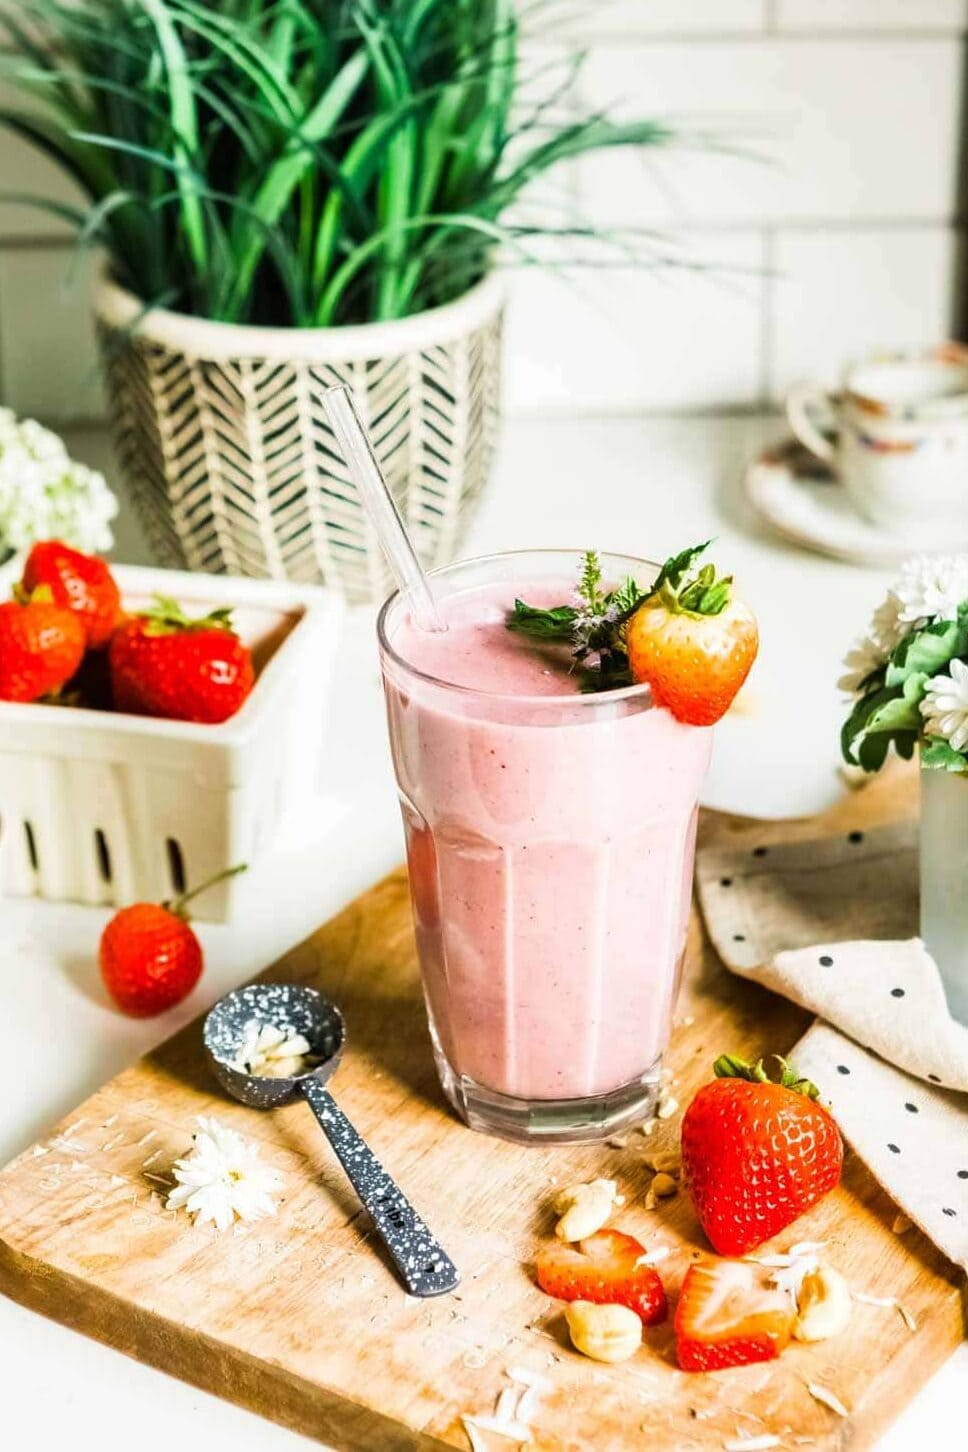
[376, 547, 658, 707]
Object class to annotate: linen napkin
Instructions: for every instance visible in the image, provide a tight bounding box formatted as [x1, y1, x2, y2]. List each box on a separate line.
[696, 820, 968, 1270]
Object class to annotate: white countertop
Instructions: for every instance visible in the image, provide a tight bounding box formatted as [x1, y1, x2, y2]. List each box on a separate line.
[2, 414, 963, 1448]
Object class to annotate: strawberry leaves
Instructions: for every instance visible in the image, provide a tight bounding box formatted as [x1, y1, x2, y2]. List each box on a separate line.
[139, 594, 237, 638]
[713, 1053, 820, 1101]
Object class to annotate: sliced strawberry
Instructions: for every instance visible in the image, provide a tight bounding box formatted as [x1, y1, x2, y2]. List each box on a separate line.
[535, 1228, 667, 1326]
[675, 1259, 795, 1372]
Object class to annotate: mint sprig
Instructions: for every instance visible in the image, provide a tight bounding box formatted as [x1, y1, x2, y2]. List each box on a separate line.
[506, 541, 728, 692]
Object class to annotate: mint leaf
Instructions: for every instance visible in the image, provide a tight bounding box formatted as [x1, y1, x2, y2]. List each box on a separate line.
[506, 600, 576, 640]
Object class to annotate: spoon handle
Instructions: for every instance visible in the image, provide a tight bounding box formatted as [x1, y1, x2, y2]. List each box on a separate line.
[300, 1077, 459, 1297]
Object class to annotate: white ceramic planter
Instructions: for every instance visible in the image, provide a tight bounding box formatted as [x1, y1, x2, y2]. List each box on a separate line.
[95, 273, 505, 604]
[0, 560, 343, 921]
[919, 763, 968, 1023]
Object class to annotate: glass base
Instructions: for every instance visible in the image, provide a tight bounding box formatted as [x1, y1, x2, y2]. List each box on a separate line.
[435, 1050, 662, 1145]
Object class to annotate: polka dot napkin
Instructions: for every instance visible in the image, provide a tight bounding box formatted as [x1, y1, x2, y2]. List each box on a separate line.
[697, 820, 968, 1270]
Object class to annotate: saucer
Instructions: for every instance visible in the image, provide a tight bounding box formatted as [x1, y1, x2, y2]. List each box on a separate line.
[744, 436, 968, 566]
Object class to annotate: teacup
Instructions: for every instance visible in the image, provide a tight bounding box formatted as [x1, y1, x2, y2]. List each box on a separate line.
[786, 345, 968, 545]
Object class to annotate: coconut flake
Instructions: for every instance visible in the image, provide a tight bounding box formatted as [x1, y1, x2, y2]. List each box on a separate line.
[787, 1240, 826, 1257]
[851, 1292, 918, 1332]
[806, 1382, 849, 1418]
[31, 1145, 49, 1158]
[466, 1414, 532, 1443]
[507, 1366, 551, 1424]
[852, 1291, 895, 1307]
[462, 1417, 489, 1452]
[636, 1244, 672, 1266]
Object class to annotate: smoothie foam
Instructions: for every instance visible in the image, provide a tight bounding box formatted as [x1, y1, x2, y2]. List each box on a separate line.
[382, 570, 712, 1107]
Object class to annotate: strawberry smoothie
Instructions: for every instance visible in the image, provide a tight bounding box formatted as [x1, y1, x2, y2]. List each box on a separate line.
[378, 551, 712, 1142]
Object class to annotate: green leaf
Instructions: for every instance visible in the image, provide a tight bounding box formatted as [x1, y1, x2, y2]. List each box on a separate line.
[505, 599, 576, 640]
[885, 618, 968, 688]
[865, 692, 922, 735]
[652, 540, 711, 594]
[920, 736, 968, 773]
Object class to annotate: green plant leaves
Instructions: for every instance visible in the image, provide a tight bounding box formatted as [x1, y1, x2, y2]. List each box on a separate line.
[0, 0, 685, 325]
[841, 613, 968, 774]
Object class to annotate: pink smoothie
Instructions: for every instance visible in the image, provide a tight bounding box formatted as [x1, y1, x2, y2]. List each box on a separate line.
[381, 575, 712, 1105]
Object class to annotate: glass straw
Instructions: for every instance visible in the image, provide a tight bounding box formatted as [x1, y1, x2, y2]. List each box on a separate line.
[322, 385, 447, 633]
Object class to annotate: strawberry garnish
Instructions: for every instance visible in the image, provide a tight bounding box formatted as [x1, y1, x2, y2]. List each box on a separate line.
[626, 541, 758, 725]
[0, 587, 85, 702]
[675, 1258, 795, 1372]
[22, 539, 120, 649]
[535, 1227, 667, 1326]
[99, 864, 245, 1017]
[681, 1054, 844, 1257]
[109, 595, 255, 724]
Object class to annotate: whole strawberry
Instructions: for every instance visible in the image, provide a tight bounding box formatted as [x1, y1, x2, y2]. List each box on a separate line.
[99, 864, 245, 1017]
[681, 1054, 843, 1256]
[22, 539, 121, 649]
[0, 589, 86, 702]
[109, 595, 254, 724]
[626, 542, 758, 726]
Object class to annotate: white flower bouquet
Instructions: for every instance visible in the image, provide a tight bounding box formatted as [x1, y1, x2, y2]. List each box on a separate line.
[0, 409, 117, 557]
[841, 556, 968, 774]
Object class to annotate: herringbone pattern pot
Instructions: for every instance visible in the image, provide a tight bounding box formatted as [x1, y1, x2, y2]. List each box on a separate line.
[95, 274, 504, 603]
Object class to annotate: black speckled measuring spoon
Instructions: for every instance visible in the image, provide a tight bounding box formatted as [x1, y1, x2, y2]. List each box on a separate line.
[204, 982, 459, 1298]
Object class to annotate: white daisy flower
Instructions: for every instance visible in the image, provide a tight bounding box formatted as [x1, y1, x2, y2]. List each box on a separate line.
[166, 1116, 284, 1233]
[920, 658, 968, 754]
[839, 557, 968, 697]
[893, 554, 968, 628]
[838, 591, 905, 693]
[838, 635, 887, 694]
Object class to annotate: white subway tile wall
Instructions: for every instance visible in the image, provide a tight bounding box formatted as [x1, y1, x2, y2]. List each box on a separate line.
[0, 2, 963, 421]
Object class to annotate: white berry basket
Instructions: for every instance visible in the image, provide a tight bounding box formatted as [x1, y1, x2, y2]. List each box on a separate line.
[0, 559, 343, 921]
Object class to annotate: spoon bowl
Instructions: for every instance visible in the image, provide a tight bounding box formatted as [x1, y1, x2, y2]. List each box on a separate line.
[204, 982, 344, 1109]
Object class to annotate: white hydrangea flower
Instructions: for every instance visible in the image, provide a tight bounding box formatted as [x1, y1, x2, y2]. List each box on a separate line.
[166, 1116, 284, 1233]
[920, 658, 968, 753]
[0, 407, 117, 556]
[893, 554, 968, 628]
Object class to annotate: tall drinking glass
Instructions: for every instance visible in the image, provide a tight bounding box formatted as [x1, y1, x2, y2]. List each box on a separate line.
[377, 551, 713, 1144]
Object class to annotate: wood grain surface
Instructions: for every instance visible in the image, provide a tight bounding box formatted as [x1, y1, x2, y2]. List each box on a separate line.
[0, 763, 963, 1451]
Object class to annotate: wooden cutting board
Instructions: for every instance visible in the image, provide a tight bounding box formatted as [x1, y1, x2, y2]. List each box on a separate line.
[0, 764, 963, 1451]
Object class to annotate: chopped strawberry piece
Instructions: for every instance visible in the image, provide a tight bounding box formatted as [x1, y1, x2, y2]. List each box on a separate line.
[675, 1259, 795, 1372]
[535, 1228, 667, 1326]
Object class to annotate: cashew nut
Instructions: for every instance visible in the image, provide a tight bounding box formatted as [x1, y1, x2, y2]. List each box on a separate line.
[794, 1265, 852, 1342]
[553, 1179, 619, 1242]
[565, 1300, 642, 1363]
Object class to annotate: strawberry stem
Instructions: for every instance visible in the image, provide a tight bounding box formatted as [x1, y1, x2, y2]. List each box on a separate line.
[713, 1052, 820, 1100]
[167, 862, 247, 917]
